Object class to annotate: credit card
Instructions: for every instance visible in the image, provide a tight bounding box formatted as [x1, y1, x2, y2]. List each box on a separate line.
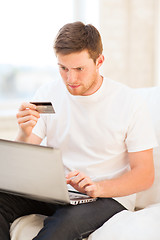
[30, 102, 55, 114]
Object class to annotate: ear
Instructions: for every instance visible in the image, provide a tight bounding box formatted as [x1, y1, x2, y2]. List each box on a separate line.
[96, 54, 104, 69]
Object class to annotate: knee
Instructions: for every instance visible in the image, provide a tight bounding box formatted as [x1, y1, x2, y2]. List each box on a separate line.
[45, 206, 77, 228]
[44, 207, 79, 238]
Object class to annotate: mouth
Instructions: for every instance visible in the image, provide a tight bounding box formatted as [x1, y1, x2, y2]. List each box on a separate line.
[68, 84, 80, 89]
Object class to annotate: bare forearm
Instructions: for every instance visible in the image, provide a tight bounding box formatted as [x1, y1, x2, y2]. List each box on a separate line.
[96, 167, 154, 198]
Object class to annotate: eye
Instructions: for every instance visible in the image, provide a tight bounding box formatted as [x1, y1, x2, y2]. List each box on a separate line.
[76, 67, 83, 71]
[60, 66, 68, 71]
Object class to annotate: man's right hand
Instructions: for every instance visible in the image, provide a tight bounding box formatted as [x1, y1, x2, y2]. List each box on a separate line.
[16, 102, 40, 141]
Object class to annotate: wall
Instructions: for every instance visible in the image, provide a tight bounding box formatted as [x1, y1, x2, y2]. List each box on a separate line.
[99, 0, 159, 88]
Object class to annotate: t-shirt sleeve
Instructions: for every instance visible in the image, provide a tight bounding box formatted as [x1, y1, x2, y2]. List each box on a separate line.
[125, 96, 158, 152]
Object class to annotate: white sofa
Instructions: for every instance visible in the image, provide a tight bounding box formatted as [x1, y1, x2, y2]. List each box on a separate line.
[10, 86, 160, 240]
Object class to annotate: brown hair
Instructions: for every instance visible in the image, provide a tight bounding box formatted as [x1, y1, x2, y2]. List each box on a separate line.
[53, 21, 103, 63]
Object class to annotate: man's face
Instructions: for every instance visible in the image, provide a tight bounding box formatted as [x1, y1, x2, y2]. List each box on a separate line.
[57, 50, 103, 96]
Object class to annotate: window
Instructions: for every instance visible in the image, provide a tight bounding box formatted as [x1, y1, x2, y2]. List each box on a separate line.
[0, 0, 74, 103]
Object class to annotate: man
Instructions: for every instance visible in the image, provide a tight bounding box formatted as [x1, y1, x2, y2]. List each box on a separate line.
[0, 22, 157, 240]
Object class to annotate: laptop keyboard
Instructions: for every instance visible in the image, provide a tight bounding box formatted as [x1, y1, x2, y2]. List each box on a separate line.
[69, 192, 89, 199]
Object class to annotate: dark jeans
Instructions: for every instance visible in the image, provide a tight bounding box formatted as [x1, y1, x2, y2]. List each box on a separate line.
[0, 192, 126, 240]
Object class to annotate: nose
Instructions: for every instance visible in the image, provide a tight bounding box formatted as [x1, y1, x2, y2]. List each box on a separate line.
[67, 70, 77, 83]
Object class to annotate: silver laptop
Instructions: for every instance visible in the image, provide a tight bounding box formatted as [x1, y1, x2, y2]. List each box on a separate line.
[0, 138, 97, 205]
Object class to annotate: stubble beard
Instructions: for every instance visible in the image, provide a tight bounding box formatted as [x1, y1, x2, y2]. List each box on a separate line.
[66, 74, 100, 96]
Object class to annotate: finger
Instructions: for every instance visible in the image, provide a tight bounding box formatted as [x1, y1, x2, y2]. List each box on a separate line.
[85, 183, 99, 198]
[17, 109, 40, 119]
[85, 184, 96, 193]
[66, 170, 80, 179]
[71, 172, 88, 185]
[78, 177, 92, 189]
[19, 120, 37, 129]
[69, 172, 86, 185]
[66, 179, 71, 184]
[19, 102, 36, 111]
[17, 115, 39, 125]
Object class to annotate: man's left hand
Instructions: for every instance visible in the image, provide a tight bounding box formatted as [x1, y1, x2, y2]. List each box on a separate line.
[66, 170, 100, 198]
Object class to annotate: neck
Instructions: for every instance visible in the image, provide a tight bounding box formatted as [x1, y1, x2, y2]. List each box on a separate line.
[87, 75, 103, 96]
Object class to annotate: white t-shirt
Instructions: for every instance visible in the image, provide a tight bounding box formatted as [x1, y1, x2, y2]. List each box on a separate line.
[32, 77, 158, 211]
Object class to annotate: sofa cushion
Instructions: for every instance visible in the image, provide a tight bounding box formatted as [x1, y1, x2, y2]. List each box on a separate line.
[134, 87, 160, 209]
[88, 203, 160, 240]
[10, 214, 46, 240]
